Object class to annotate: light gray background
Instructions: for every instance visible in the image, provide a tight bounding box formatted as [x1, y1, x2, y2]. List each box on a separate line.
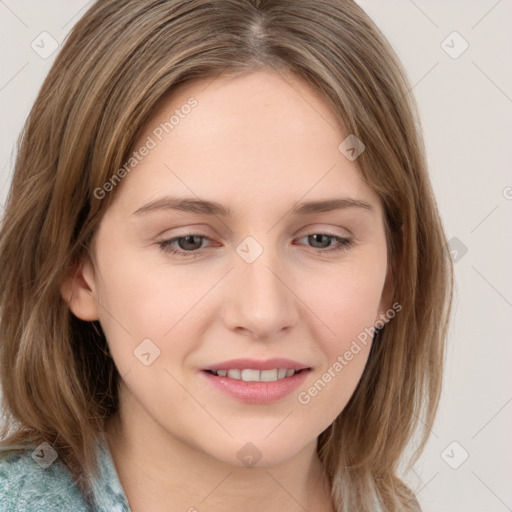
[1, 1, 511, 510]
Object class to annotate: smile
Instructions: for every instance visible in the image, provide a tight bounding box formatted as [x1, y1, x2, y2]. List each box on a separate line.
[206, 368, 300, 381]
[200, 358, 311, 403]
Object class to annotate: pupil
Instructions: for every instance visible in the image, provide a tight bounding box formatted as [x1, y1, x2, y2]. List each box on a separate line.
[310, 234, 329, 248]
[180, 235, 202, 250]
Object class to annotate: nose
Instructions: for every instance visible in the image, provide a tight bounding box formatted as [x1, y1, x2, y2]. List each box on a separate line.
[221, 243, 299, 340]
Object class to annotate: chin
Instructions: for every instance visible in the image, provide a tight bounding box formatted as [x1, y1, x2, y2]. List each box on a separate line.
[200, 435, 312, 469]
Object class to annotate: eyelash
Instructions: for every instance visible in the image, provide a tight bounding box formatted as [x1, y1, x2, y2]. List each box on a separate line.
[158, 232, 353, 258]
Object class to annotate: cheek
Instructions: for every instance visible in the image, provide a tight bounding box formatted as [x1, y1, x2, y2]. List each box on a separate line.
[92, 248, 216, 373]
[301, 251, 387, 347]
[292, 255, 386, 418]
[95, 240, 191, 325]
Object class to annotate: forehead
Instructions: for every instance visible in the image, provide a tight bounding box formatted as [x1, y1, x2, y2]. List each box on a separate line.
[109, 69, 381, 218]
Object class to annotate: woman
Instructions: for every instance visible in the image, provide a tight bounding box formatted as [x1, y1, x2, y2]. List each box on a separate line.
[0, 1, 453, 510]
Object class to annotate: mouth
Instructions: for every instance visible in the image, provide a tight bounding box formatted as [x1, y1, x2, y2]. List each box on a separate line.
[203, 368, 307, 381]
[200, 358, 311, 403]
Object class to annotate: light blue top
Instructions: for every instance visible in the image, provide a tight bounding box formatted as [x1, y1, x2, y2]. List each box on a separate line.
[0, 433, 131, 511]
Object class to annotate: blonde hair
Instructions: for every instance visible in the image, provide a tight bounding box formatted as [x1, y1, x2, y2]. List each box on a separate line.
[0, 1, 453, 510]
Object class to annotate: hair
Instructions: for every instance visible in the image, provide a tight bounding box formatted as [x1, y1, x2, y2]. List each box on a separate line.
[0, 0, 453, 510]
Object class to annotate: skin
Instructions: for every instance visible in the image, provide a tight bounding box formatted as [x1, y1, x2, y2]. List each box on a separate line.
[62, 68, 393, 512]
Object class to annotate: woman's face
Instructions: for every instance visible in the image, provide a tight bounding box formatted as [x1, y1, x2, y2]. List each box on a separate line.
[74, 69, 392, 466]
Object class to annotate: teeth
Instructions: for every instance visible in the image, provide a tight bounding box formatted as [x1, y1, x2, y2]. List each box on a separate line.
[241, 369, 260, 382]
[227, 369, 241, 380]
[213, 368, 297, 381]
[260, 369, 278, 381]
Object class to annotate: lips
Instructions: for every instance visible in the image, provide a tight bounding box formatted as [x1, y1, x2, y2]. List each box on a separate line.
[200, 358, 311, 403]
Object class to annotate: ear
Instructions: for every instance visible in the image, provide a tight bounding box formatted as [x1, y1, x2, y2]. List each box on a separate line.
[60, 256, 100, 321]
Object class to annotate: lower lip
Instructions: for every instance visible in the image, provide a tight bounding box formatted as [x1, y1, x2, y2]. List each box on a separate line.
[201, 370, 310, 404]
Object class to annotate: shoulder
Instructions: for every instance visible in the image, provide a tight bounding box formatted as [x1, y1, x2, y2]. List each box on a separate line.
[0, 446, 88, 512]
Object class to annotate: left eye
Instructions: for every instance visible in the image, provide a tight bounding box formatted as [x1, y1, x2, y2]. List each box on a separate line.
[158, 232, 352, 257]
[159, 234, 208, 253]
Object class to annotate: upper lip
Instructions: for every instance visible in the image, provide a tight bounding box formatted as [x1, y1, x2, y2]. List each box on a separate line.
[201, 358, 311, 371]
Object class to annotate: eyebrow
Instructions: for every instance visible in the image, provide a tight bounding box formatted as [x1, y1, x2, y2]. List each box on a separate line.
[131, 196, 373, 217]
